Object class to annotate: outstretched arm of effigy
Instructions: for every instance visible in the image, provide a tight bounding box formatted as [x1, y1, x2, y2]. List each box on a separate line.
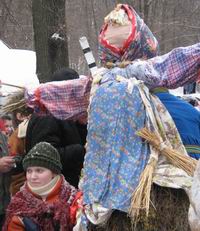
[24, 76, 92, 121]
[106, 43, 200, 89]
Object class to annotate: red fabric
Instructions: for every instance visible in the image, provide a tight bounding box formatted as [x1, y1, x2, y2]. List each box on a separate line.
[0, 119, 6, 132]
[35, 88, 48, 113]
[98, 4, 159, 64]
[70, 191, 83, 225]
[99, 4, 137, 56]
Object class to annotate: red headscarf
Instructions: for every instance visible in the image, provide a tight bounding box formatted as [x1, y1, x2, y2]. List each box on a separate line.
[98, 4, 159, 65]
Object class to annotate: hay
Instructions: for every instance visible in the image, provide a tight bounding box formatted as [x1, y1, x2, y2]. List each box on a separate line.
[88, 184, 191, 231]
[129, 157, 157, 221]
[2, 89, 26, 114]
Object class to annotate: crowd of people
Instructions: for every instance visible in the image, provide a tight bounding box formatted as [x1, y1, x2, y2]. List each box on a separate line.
[1, 3, 200, 231]
[0, 68, 87, 230]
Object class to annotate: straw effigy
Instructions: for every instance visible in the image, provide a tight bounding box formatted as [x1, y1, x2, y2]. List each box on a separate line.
[88, 184, 190, 231]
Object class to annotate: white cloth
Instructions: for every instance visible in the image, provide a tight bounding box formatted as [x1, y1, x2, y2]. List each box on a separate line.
[73, 203, 112, 231]
[18, 119, 29, 138]
[188, 160, 200, 231]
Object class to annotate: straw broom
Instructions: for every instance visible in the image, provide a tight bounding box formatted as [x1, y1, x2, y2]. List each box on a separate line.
[129, 127, 197, 222]
[128, 82, 197, 222]
[136, 127, 197, 176]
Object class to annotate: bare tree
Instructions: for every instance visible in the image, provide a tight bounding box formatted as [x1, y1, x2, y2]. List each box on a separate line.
[132, 0, 200, 53]
[1, 0, 199, 82]
[0, 0, 33, 49]
[32, 0, 68, 82]
[0, 0, 12, 38]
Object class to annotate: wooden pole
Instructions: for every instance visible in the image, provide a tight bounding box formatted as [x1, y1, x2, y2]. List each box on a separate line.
[0, 82, 25, 89]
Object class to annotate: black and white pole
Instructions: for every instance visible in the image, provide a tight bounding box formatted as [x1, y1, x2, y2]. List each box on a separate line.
[79, 36, 98, 76]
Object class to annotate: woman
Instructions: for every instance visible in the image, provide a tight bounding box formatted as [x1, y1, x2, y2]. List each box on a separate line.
[3, 142, 82, 231]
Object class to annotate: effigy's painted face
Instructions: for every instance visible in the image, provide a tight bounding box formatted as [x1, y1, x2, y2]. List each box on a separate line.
[26, 166, 55, 187]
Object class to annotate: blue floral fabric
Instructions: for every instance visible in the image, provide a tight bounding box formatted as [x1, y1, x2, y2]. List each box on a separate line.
[82, 80, 149, 212]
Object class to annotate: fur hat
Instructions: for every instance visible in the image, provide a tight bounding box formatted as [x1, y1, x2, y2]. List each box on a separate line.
[23, 142, 62, 174]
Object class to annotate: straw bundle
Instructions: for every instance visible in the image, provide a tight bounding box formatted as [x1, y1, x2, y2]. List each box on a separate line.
[128, 126, 196, 222]
[105, 61, 132, 69]
[136, 127, 197, 176]
[129, 156, 157, 221]
[2, 89, 26, 114]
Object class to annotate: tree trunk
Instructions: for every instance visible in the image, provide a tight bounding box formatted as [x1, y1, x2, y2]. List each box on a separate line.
[32, 0, 68, 83]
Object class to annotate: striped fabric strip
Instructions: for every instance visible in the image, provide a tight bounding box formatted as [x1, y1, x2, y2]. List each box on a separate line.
[185, 145, 200, 154]
[150, 87, 169, 94]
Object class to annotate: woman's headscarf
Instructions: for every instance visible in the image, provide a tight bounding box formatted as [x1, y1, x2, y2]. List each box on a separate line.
[98, 4, 159, 65]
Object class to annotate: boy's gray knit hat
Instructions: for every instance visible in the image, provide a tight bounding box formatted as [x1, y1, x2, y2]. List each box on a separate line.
[23, 142, 62, 174]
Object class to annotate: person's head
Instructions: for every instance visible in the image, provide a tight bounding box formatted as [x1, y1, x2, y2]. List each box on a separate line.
[23, 142, 62, 187]
[2, 90, 33, 128]
[50, 67, 79, 82]
[13, 107, 33, 127]
[188, 99, 197, 107]
[98, 4, 159, 66]
[0, 114, 13, 136]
